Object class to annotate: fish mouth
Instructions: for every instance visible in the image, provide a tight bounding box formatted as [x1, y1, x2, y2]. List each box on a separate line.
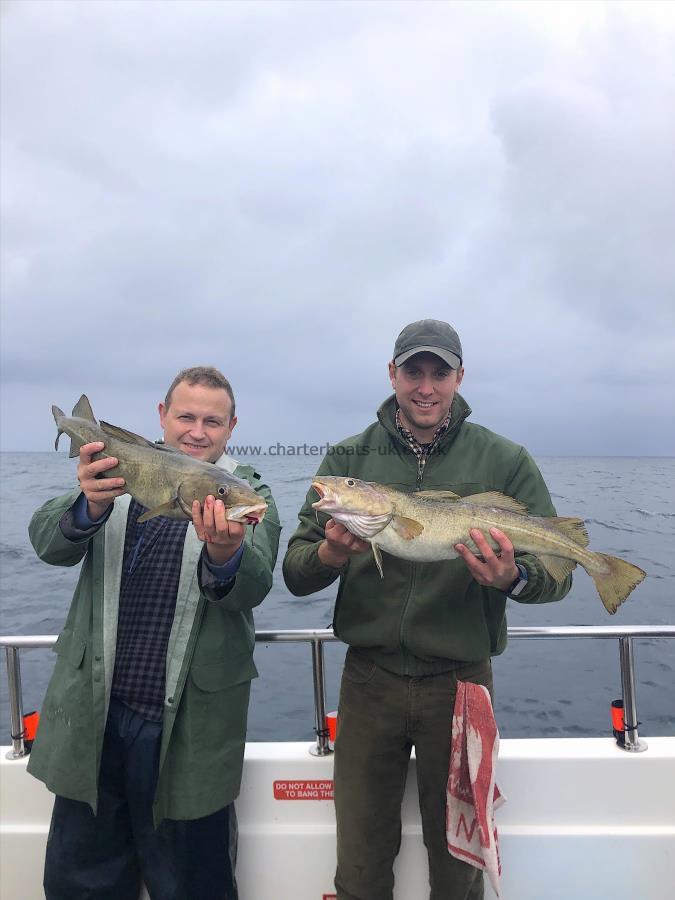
[311, 481, 336, 511]
[227, 503, 268, 525]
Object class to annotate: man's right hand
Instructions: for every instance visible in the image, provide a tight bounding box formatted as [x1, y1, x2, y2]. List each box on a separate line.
[77, 442, 127, 520]
[318, 519, 371, 568]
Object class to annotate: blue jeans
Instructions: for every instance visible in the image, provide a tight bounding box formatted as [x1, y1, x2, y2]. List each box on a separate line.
[44, 698, 238, 900]
[334, 650, 493, 900]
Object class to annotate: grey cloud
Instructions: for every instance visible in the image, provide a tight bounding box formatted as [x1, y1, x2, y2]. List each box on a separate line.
[1, 1, 674, 456]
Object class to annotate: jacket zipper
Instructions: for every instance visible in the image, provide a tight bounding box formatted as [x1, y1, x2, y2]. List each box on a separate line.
[398, 456, 430, 674]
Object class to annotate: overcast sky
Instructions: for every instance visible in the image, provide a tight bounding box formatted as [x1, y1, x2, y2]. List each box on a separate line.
[1, 0, 674, 456]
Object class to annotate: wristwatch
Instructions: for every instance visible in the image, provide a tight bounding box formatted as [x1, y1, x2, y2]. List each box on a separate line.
[506, 563, 528, 597]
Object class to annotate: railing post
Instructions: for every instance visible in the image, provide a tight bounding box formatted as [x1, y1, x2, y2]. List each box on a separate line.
[5, 646, 26, 759]
[308, 637, 332, 756]
[618, 636, 647, 753]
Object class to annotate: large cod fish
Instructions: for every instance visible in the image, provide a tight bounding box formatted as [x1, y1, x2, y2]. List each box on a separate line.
[311, 476, 646, 615]
[53, 395, 267, 524]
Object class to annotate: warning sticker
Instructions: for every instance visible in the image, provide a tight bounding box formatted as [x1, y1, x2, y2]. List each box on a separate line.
[273, 780, 334, 800]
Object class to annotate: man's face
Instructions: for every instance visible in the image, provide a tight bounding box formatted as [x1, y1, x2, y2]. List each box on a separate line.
[158, 381, 237, 463]
[388, 352, 463, 443]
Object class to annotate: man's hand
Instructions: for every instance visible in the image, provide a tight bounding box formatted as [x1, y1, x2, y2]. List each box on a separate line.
[454, 527, 519, 591]
[318, 519, 371, 568]
[192, 496, 246, 565]
[77, 442, 126, 520]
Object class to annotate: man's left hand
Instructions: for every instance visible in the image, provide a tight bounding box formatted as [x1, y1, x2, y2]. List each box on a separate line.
[454, 527, 519, 592]
[192, 496, 246, 565]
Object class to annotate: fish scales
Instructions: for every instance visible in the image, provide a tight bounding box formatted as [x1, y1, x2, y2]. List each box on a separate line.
[311, 476, 646, 614]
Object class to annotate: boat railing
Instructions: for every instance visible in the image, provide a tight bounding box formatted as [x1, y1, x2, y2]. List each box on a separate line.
[2, 625, 675, 760]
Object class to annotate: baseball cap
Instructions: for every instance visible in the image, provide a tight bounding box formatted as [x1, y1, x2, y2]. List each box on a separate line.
[393, 319, 462, 369]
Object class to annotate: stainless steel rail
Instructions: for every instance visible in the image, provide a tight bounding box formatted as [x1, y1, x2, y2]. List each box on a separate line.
[3, 626, 675, 759]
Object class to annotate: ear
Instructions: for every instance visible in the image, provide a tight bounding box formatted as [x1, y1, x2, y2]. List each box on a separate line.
[158, 402, 167, 428]
[388, 361, 397, 390]
[455, 366, 464, 388]
[228, 415, 238, 434]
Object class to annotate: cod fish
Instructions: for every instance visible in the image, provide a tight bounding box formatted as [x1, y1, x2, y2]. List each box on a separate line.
[53, 395, 267, 524]
[311, 476, 646, 615]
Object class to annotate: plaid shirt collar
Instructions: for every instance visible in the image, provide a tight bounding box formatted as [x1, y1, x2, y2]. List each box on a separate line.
[395, 407, 451, 472]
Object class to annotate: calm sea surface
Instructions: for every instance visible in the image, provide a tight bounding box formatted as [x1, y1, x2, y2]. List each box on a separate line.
[1, 453, 673, 742]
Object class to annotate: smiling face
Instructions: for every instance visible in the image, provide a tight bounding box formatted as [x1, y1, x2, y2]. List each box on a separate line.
[388, 352, 463, 443]
[158, 381, 237, 463]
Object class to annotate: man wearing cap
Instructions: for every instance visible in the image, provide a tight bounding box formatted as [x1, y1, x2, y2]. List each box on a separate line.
[283, 320, 571, 900]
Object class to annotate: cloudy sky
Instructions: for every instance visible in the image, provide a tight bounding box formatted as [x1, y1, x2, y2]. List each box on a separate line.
[2, 0, 674, 456]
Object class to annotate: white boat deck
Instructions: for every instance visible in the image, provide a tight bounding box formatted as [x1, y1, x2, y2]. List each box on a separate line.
[2, 736, 674, 900]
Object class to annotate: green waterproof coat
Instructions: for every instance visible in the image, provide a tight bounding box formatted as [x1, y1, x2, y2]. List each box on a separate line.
[27, 457, 281, 825]
[283, 395, 571, 676]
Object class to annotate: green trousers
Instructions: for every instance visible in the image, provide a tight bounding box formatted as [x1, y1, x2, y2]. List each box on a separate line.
[333, 650, 493, 900]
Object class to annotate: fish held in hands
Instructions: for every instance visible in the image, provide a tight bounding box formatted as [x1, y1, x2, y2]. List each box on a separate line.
[311, 476, 645, 615]
[53, 395, 267, 525]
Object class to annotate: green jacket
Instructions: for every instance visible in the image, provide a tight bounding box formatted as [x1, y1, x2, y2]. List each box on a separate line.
[27, 458, 281, 824]
[283, 395, 570, 676]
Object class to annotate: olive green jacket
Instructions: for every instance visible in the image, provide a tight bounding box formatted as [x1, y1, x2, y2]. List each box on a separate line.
[27, 457, 281, 824]
[283, 395, 571, 676]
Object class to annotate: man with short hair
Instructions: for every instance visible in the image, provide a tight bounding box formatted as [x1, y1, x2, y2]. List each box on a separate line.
[29, 366, 281, 900]
[283, 321, 571, 900]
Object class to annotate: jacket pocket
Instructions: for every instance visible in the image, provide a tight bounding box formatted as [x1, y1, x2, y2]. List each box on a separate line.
[53, 629, 86, 669]
[190, 655, 258, 692]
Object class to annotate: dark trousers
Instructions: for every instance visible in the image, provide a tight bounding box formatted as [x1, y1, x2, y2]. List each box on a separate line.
[334, 650, 493, 900]
[44, 698, 238, 900]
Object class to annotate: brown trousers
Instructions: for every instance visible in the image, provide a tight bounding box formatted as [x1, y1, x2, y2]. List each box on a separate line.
[334, 650, 493, 900]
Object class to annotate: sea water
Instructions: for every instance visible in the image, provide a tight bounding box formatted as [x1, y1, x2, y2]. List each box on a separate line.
[1, 452, 673, 741]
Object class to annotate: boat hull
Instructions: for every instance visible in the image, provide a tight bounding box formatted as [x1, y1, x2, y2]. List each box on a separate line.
[2, 737, 675, 899]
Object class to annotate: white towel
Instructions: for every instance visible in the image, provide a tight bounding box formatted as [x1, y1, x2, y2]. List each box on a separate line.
[446, 680, 506, 897]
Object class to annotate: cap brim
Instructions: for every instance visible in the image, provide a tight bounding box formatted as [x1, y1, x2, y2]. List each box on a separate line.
[394, 346, 461, 369]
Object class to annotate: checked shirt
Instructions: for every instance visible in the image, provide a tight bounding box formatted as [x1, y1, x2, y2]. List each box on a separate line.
[395, 407, 451, 483]
[110, 499, 189, 722]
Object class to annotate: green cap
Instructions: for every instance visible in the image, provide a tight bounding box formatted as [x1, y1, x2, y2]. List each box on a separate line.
[393, 319, 462, 369]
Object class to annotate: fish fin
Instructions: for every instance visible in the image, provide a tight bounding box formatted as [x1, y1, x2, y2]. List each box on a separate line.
[371, 542, 384, 578]
[391, 515, 424, 540]
[99, 421, 156, 448]
[152, 442, 182, 453]
[52, 405, 66, 451]
[71, 395, 97, 423]
[415, 490, 461, 500]
[588, 554, 646, 615]
[137, 499, 180, 522]
[463, 491, 529, 515]
[543, 516, 590, 548]
[538, 554, 578, 583]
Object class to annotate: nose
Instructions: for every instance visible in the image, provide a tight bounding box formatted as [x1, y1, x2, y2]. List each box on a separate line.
[417, 377, 434, 397]
[188, 420, 206, 440]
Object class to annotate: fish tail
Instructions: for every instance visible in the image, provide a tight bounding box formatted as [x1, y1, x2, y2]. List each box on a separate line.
[52, 405, 65, 451]
[588, 553, 646, 615]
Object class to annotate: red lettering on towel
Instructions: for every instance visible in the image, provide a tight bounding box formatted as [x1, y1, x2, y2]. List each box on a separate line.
[273, 780, 334, 800]
[456, 813, 478, 842]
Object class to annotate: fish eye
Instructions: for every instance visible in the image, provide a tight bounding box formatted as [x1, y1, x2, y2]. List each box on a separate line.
[346, 479, 356, 487]
[217, 486, 228, 496]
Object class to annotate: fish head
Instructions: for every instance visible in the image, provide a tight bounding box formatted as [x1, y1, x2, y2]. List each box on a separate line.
[178, 472, 268, 525]
[311, 476, 393, 539]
